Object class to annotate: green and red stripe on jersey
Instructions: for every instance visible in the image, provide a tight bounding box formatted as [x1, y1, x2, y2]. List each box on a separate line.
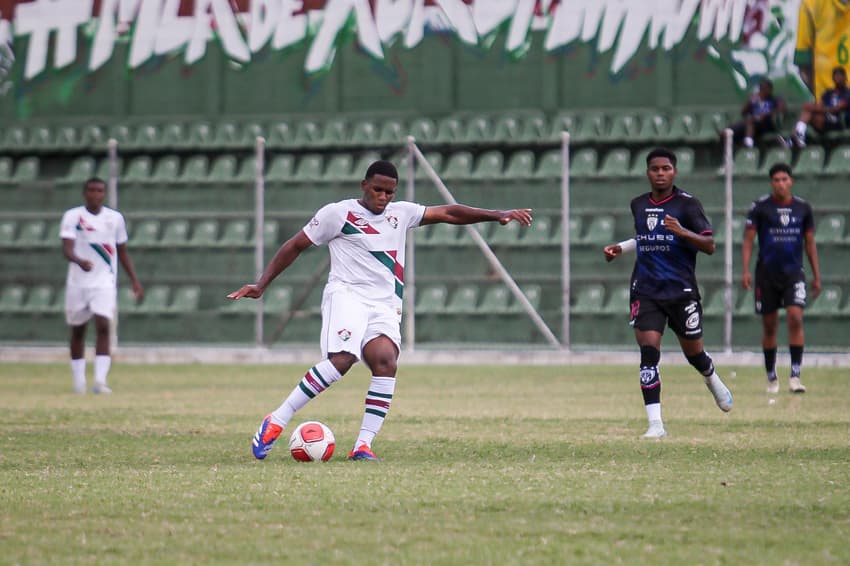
[341, 211, 380, 235]
[369, 250, 404, 299]
[89, 243, 114, 270]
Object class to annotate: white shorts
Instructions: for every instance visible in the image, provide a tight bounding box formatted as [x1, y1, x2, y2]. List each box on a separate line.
[65, 286, 116, 326]
[320, 288, 401, 360]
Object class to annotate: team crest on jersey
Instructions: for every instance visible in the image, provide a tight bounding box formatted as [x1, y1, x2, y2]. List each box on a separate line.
[385, 214, 399, 229]
[337, 328, 352, 341]
[646, 214, 658, 231]
[779, 212, 790, 226]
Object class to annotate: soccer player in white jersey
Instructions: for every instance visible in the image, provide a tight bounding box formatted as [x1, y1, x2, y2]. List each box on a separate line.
[228, 160, 532, 461]
[60, 178, 144, 394]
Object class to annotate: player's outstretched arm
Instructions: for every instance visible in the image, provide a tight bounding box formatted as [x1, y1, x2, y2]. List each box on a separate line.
[421, 204, 532, 227]
[227, 230, 314, 300]
[603, 238, 635, 262]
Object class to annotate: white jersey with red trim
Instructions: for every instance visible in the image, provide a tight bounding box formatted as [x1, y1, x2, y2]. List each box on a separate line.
[302, 199, 426, 308]
[60, 206, 128, 289]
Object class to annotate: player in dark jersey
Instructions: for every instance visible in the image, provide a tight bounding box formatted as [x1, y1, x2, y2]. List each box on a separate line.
[742, 163, 821, 394]
[603, 148, 733, 438]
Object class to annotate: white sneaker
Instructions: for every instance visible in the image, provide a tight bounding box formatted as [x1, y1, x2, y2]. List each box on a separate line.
[92, 383, 112, 395]
[789, 377, 806, 394]
[642, 420, 667, 438]
[73, 382, 86, 394]
[766, 379, 780, 394]
[704, 373, 733, 412]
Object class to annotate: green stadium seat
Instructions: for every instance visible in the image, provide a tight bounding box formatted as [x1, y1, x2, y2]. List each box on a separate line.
[162, 123, 186, 150]
[571, 283, 606, 314]
[108, 124, 132, 147]
[695, 110, 727, 141]
[15, 220, 47, 246]
[320, 118, 348, 147]
[518, 115, 549, 145]
[129, 123, 162, 150]
[213, 121, 241, 149]
[123, 156, 153, 183]
[118, 286, 141, 313]
[488, 220, 522, 246]
[462, 116, 492, 144]
[520, 216, 552, 246]
[492, 115, 522, 143]
[159, 220, 190, 246]
[818, 214, 845, 243]
[28, 125, 53, 151]
[351, 152, 382, 180]
[601, 285, 630, 314]
[794, 146, 825, 175]
[178, 155, 209, 183]
[736, 288, 754, 315]
[472, 150, 504, 179]
[52, 126, 80, 152]
[12, 156, 39, 183]
[408, 117, 437, 144]
[732, 147, 760, 177]
[377, 119, 405, 146]
[534, 149, 561, 179]
[607, 114, 641, 143]
[60, 156, 97, 185]
[629, 147, 651, 176]
[435, 117, 464, 144]
[0, 219, 16, 245]
[168, 285, 201, 313]
[240, 122, 265, 147]
[667, 111, 699, 142]
[50, 288, 65, 313]
[0, 156, 12, 181]
[425, 223, 460, 246]
[442, 151, 474, 180]
[207, 155, 237, 183]
[80, 125, 107, 150]
[456, 222, 489, 245]
[219, 219, 250, 246]
[151, 155, 182, 183]
[263, 220, 280, 246]
[807, 285, 842, 316]
[349, 119, 379, 147]
[1, 125, 27, 150]
[570, 148, 598, 178]
[712, 216, 744, 244]
[416, 284, 448, 314]
[414, 151, 443, 179]
[477, 286, 511, 313]
[95, 157, 122, 181]
[824, 145, 850, 175]
[182, 121, 213, 151]
[636, 113, 669, 142]
[266, 154, 295, 182]
[548, 113, 578, 143]
[571, 111, 608, 143]
[446, 284, 480, 313]
[579, 215, 615, 244]
[673, 146, 695, 175]
[0, 285, 26, 312]
[757, 146, 792, 176]
[503, 150, 535, 179]
[598, 148, 630, 178]
[23, 284, 53, 312]
[294, 120, 323, 147]
[189, 220, 219, 246]
[131, 219, 160, 246]
[703, 287, 731, 316]
[136, 285, 170, 314]
[294, 154, 324, 182]
[266, 121, 294, 149]
[235, 156, 258, 182]
[264, 286, 292, 312]
[507, 284, 542, 313]
[323, 154, 354, 181]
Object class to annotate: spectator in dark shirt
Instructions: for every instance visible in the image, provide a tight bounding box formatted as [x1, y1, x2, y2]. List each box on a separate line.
[726, 79, 786, 148]
[790, 67, 850, 147]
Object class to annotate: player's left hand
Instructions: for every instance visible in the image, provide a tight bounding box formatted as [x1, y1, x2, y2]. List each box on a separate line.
[663, 214, 686, 236]
[811, 277, 822, 299]
[227, 284, 263, 300]
[499, 209, 533, 226]
[132, 281, 145, 303]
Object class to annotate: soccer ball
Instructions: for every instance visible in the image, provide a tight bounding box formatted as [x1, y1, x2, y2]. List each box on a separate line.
[288, 421, 335, 462]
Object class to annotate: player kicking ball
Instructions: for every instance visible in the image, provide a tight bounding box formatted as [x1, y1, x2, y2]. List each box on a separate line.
[604, 148, 732, 438]
[228, 160, 532, 460]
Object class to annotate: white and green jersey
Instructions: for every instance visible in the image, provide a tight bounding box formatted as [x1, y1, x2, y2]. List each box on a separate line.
[60, 205, 128, 289]
[303, 199, 426, 308]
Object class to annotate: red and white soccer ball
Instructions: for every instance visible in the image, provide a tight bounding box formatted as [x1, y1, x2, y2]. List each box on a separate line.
[288, 421, 335, 462]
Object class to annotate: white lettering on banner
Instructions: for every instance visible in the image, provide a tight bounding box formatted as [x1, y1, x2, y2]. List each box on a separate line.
[5, 0, 796, 86]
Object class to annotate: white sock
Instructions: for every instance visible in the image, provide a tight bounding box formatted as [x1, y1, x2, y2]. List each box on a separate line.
[94, 355, 111, 386]
[743, 136, 754, 148]
[355, 376, 396, 448]
[795, 121, 807, 137]
[645, 403, 662, 423]
[270, 359, 342, 428]
[70, 358, 86, 393]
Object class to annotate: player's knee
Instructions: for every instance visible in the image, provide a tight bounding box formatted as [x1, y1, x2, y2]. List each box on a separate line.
[686, 351, 714, 377]
[328, 352, 357, 375]
[367, 355, 397, 377]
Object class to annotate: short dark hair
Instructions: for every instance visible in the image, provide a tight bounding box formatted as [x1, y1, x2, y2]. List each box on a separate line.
[768, 162, 793, 179]
[364, 160, 398, 181]
[759, 78, 773, 89]
[646, 147, 677, 167]
[833, 66, 847, 78]
[83, 177, 106, 189]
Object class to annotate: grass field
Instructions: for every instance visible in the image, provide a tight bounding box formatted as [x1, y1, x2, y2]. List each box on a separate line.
[1, 361, 848, 564]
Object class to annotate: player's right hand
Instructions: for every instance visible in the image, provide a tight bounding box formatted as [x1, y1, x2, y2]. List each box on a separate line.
[78, 260, 93, 272]
[603, 244, 621, 262]
[227, 284, 263, 300]
[741, 272, 752, 290]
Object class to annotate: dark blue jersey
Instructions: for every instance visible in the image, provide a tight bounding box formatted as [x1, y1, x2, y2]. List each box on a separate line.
[745, 195, 814, 277]
[820, 86, 850, 124]
[746, 94, 783, 119]
[630, 187, 712, 301]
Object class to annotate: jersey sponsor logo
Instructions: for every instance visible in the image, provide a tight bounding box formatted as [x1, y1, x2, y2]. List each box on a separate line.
[684, 301, 700, 330]
[342, 211, 380, 235]
[794, 281, 806, 302]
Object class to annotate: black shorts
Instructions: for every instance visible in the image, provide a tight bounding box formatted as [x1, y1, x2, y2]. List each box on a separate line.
[630, 296, 704, 339]
[730, 117, 776, 141]
[754, 267, 807, 314]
